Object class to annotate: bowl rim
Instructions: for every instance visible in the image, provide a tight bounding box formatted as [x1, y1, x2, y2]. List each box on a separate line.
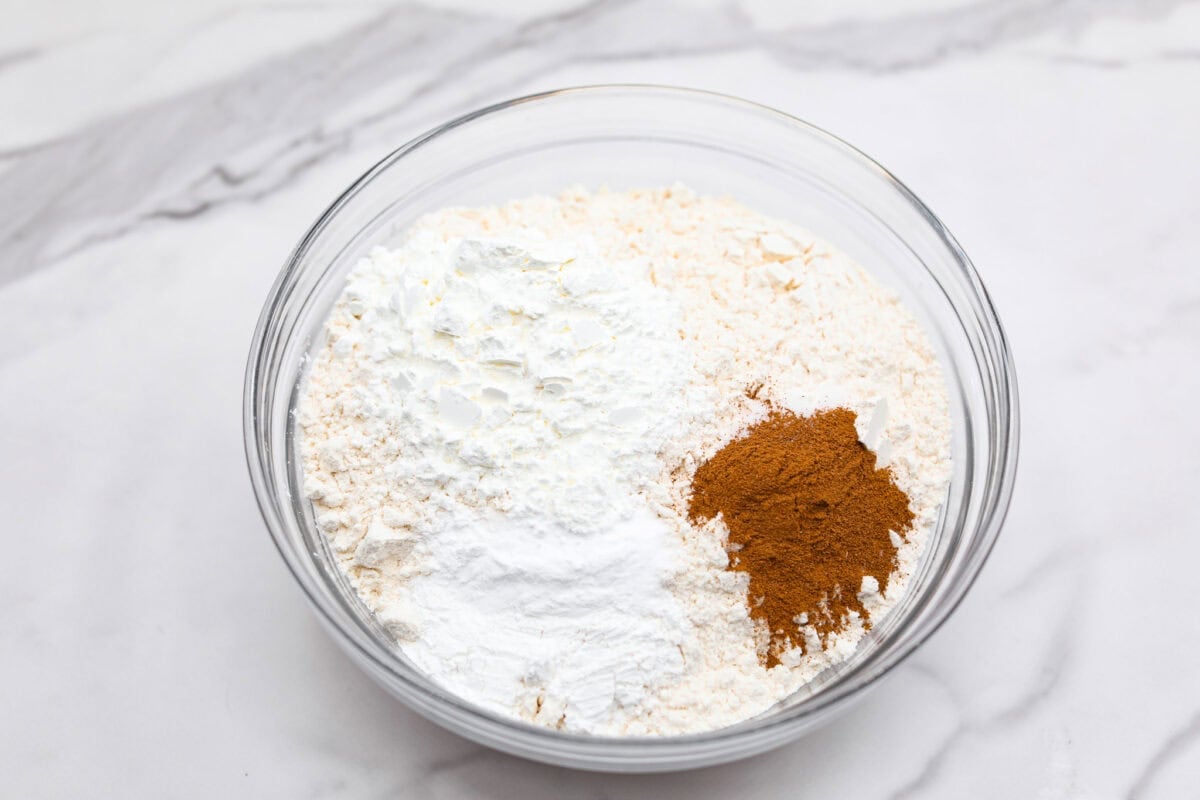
[244, 83, 1020, 756]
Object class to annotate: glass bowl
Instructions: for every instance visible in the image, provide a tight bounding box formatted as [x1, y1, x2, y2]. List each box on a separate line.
[244, 85, 1018, 772]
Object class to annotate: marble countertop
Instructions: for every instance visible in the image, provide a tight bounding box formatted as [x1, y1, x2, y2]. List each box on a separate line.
[4, 0, 1199, 796]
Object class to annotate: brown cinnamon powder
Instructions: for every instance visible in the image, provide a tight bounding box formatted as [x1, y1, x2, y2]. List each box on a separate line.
[688, 406, 913, 667]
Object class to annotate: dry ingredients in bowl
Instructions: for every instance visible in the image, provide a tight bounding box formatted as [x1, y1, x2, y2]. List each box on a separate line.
[299, 185, 951, 735]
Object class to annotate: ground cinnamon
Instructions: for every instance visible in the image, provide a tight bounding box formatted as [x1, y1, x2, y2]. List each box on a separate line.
[688, 406, 913, 667]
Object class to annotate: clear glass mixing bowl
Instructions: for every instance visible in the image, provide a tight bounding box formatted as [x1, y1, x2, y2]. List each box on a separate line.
[244, 86, 1019, 772]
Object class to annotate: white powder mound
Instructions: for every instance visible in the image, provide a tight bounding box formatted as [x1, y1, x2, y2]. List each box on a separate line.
[299, 185, 952, 735]
[299, 232, 711, 733]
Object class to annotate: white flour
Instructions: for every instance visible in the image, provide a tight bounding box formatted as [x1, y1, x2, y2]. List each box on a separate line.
[299, 186, 952, 735]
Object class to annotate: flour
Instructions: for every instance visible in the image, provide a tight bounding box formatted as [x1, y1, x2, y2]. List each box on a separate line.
[299, 185, 952, 735]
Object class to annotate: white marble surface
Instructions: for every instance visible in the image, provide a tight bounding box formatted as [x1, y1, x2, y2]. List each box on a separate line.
[3, 0, 1199, 795]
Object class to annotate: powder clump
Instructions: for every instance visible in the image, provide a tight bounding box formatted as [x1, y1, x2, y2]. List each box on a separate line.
[688, 406, 914, 666]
